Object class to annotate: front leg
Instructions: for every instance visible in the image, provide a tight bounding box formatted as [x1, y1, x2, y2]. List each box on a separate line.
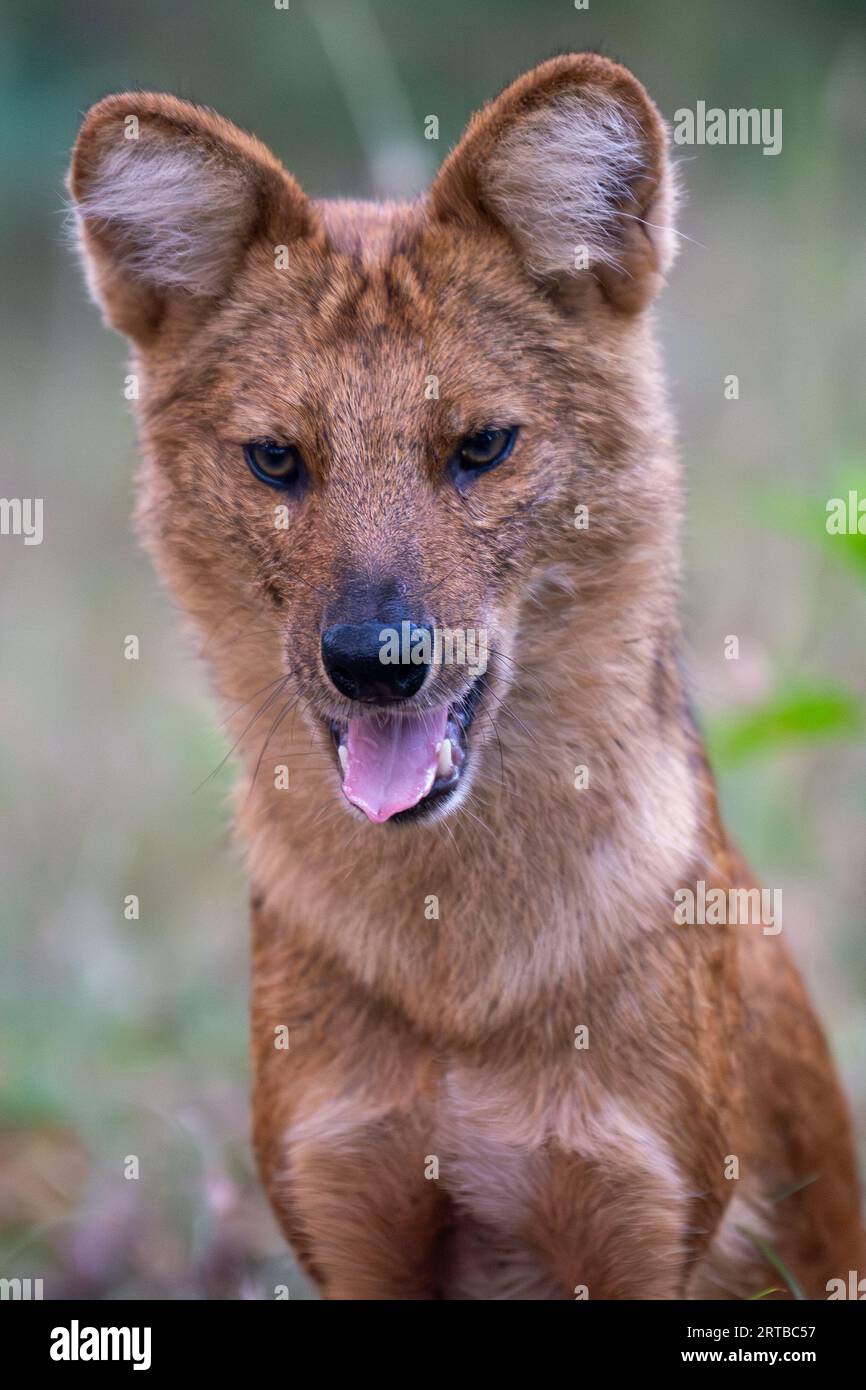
[278, 1108, 449, 1299]
[440, 1060, 732, 1300]
[251, 902, 447, 1299]
[532, 1127, 729, 1299]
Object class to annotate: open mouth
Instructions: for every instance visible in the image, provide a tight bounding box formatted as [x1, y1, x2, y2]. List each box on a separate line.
[329, 676, 483, 823]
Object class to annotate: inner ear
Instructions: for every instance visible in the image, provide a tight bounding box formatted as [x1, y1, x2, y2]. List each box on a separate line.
[69, 93, 318, 342]
[429, 54, 677, 315]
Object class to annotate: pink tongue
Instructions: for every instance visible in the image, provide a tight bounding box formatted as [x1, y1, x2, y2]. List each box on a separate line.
[342, 707, 449, 823]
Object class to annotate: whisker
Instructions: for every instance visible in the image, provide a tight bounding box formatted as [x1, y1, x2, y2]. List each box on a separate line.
[476, 672, 540, 748]
[193, 676, 292, 791]
[219, 672, 293, 727]
[434, 815, 461, 856]
[246, 694, 302, 801]
[491, 648, 555, 701]
[456, 795, 496, 842]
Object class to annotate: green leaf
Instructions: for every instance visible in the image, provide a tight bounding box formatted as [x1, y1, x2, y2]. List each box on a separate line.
[706, 686, 863, 768]
[738, 1226, 807, 1301]
[757, 477, 866, 581]
[771, 1174, 819, 1204]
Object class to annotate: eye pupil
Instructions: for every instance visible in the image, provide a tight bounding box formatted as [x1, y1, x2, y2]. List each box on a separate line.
[245, 441, 303, 488]
[457, 426, 516, 473]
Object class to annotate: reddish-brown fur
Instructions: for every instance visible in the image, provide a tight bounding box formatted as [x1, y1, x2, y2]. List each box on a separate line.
[70, 55, 863, 1299]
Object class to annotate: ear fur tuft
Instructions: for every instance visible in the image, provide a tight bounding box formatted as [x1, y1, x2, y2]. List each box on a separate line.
[68, 93, 315, 340]
[74, 139, 260, 297]
[430, 54, 679, 313]
[483, 94, 661, 277]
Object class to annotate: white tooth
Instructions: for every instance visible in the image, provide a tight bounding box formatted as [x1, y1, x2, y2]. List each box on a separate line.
[338, 744, 348, 775]
[436, 737, 453, 779]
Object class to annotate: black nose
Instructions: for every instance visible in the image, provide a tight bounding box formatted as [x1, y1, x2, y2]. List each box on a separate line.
[321, 621, 431, 703]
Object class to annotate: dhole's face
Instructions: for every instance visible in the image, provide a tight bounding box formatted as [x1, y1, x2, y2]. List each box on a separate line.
[143, 220, 596, 824]
[70, 56, 677, 824]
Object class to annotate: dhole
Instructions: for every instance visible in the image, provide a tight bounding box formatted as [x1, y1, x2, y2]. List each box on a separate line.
[70, 54, 863, 1299]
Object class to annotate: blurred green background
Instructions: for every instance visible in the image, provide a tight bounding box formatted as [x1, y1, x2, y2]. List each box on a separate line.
[0, 0, 864, 1299]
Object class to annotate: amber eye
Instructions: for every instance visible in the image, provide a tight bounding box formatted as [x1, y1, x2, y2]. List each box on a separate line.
[244, 440, 304, 489]
[453, 426, 517, 478]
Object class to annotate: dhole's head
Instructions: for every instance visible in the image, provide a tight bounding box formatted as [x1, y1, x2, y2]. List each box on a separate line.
[70, 55, 679, 827]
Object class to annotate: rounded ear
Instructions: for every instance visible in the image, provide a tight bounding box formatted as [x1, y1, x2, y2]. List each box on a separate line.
[68, 92, 319, 342]
[429, 54, 678, 314]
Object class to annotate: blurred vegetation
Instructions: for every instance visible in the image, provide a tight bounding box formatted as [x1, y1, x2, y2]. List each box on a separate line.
[0, 0, 864, 1299]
